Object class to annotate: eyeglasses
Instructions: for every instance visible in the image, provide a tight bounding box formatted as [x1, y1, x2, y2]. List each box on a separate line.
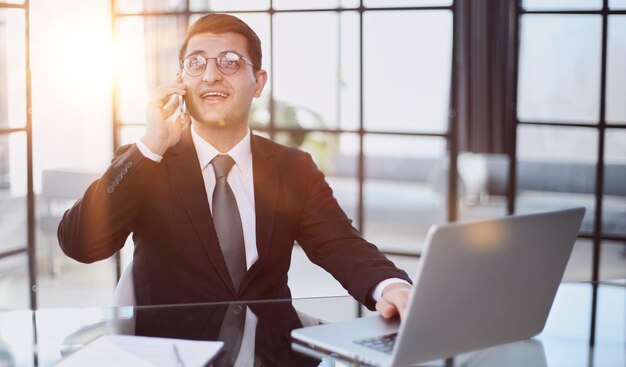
[181, 51, 256, 76]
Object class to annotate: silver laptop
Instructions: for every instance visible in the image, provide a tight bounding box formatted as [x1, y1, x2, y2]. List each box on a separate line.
[292, 207, 585, 366]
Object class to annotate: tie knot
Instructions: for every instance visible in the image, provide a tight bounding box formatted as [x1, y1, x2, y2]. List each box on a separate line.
[212, 154, 235, 178]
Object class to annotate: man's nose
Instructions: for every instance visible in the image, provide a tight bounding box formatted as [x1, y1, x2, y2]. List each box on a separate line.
[202, 60, 222, 83]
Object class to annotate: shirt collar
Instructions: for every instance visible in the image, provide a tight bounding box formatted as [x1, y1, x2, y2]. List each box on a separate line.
[191, 126, 252, 176]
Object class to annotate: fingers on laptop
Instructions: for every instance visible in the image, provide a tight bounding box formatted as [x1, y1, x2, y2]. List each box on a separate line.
[377, 284, 412, 320]
[376, 299, 398, 319]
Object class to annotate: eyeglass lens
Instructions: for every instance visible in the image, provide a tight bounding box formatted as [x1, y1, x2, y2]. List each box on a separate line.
[183, 52, 243, 76]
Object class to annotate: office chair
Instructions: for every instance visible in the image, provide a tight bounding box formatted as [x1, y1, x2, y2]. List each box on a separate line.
[106, 260, 136, 335]
[60, 259, 136, 356]
[112, 259, 136, 307]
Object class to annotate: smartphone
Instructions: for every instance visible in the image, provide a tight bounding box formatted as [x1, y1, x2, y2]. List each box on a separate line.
[178, 95, 186, 117]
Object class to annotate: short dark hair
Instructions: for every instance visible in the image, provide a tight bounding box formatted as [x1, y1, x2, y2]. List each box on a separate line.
[178, 13, 262, 70]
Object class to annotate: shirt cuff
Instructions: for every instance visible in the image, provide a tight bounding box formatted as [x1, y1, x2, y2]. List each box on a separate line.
[372, 278, 412, 302]
[136, 140, 163, 163]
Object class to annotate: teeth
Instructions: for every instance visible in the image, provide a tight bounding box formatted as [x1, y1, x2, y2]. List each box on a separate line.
[201, 91, 228, 98]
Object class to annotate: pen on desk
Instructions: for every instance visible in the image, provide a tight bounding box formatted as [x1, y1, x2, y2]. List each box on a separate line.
[172, 343, 185, 367]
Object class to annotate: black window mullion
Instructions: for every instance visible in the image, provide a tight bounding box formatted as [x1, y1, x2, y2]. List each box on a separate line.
[25, 0, 36, 310]
[589, 0, 610, 348]
[111, 0, 122, 281]
[0, 247, 28, 260]
[336, 12, 342, 134]
[0, 3, 25, 9]
[357, 2, 365, 236]
[448, 2, 458, 223]
[0, 127, 27, 134]
[268, 2, 275, 141]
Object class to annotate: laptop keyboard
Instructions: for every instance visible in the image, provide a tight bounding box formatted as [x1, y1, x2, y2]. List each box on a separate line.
[354, 332, 398, 355]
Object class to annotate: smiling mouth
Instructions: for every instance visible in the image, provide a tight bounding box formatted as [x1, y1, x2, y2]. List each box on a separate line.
[201, 91, 230, 99]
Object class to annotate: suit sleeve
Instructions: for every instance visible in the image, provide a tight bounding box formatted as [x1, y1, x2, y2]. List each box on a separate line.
[294, 153, 412, 310]
[58, 144, 159, 263]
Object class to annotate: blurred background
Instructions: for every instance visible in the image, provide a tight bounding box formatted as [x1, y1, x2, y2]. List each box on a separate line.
[0, 0, 625, 311]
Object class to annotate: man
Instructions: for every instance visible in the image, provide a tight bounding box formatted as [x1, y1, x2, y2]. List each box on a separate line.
[59, 13, 411, 319]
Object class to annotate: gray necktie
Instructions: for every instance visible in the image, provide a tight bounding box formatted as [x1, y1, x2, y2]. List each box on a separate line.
[216, 304, 247, 367]
[212, 154, 246, 291]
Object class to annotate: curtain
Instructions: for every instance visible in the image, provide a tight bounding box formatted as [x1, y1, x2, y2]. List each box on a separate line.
[454, 0, 518, 154]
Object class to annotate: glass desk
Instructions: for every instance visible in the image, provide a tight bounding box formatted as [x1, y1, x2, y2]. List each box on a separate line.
[0, 281, 623, 366]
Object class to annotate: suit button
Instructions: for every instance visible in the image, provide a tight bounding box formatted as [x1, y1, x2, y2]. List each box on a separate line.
[121, 168, 128, 175]
[107, 186, 114, 194]
[116, 174, 123, 181]
[112, 181, 119, 187]
[233, 304, 244, 315]
[125, 162, 133, 169]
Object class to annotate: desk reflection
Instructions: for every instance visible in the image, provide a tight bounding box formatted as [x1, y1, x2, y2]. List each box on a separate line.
[0, 282, 624, 367]
[451, 338, 547, 367]
[134, 301, 319, 366]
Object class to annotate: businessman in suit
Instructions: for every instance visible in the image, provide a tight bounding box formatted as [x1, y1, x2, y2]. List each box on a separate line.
[59, 13, 411, 319]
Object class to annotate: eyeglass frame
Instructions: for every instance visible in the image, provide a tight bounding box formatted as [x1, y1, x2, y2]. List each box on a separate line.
[180, 51, 259, 77]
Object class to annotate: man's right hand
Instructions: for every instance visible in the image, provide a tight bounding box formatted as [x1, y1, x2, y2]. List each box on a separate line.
[140, 74, 188, 156]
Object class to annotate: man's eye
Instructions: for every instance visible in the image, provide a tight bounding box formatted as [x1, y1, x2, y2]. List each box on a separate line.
[222, 53, 241, 64]
[220, 57, 237, 66]
[189, 58, 205, 68]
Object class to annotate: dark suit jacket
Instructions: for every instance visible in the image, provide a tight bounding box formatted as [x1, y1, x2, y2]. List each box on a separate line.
[58, 126, 410, 309]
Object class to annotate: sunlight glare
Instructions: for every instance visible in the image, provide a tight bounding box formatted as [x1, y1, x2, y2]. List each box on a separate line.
[53, 24, 114, 92]
[465, 222, 506, 252]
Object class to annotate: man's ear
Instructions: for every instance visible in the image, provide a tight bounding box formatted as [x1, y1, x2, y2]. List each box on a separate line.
[253, 69, 268, 98]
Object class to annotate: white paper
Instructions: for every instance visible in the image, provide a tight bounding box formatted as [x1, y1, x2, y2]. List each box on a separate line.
[55, 335, 224, 367]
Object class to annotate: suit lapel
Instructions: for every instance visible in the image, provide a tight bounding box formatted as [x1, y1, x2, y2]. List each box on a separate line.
[242, 135, 279, 287]
[166, 126, 236, 296]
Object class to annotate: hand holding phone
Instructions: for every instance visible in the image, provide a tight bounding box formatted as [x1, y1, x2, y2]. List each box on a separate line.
[142, 76, 187, 155]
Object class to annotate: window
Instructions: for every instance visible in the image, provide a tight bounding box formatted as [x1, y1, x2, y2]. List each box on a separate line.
[0, 3, 34, 309]
[517, 0, 626, 286]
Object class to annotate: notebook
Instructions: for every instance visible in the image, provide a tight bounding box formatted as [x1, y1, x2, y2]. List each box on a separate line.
[56, 335, 224, 367]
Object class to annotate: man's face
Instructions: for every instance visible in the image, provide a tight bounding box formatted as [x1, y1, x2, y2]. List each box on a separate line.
[181, 32, 266, 129]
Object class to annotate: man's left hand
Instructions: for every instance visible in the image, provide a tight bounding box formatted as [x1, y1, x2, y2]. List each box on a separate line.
[375, 283, 412, 320]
